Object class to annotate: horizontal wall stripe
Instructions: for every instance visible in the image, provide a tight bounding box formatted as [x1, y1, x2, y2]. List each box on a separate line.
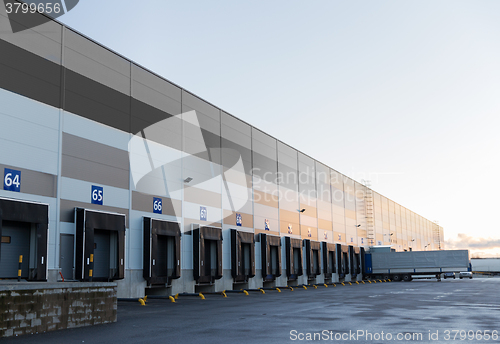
[0, 163, 57, 198]
[0, 39, 61, 108]
[61, 155, 129, 190]
[131, 191, 181, 217]
[184, 186, 221, 208]
[62, 132, 129, 171]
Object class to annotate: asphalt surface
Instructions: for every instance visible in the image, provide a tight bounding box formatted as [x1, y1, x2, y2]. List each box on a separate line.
[4, 278, 500, 343]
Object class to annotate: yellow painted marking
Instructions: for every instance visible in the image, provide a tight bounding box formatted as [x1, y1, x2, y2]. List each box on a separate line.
[168, 296, 175, 303]
[276, 288, 281, 292]
[199, 293, 205, 300]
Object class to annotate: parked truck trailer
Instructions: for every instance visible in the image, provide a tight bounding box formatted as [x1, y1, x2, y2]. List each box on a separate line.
[364, 248, 470, 282]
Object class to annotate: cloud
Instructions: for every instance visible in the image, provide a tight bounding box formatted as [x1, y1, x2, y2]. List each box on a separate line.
[446, 233, 500, 250]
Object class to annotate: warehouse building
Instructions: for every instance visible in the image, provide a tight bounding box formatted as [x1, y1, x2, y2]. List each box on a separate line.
[0, 8, 443, 298]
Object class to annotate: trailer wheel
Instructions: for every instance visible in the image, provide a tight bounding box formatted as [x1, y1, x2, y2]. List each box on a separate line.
[392, 274, 402, 282]
[383, 275, 390, 280]
[403, 274, 412, 282]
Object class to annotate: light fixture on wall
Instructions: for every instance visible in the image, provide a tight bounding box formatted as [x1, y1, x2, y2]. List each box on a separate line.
[184, 177, 193, 183]
[298, 209, 305, 213]
[356, 224, 361, 227]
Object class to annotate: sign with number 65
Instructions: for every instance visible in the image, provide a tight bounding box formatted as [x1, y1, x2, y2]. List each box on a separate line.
[91, 185, 103, 205]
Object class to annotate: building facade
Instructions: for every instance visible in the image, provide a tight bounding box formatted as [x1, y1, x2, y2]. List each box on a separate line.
[0, 8, 443, 297]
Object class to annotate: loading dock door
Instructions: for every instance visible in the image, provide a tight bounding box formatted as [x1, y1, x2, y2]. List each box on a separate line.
[0, 221, 30, 278]
[93, 229, 111, 279]
[0, 198, 48, 281]
[285, 237, 303, 279]
[143, 218, 181, 286]
[193, 226, 222, 283]
[322, 242, 336, 276]
[231, 229, 255, 282]
[155, 236, 176, 278]
[343, 248, 349, 276]
[208, 240, 217, 277]
[349, 245, 361, 277]
[75, 208, 125, 282]
[270, 246, 279, 275]
[328, 252, 335, 273]
[260, 233, 281, 281]
[304, 239, 321, 277]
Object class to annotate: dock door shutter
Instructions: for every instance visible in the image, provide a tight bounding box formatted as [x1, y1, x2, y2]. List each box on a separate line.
[231, 229, 255, 282]
[285, 237, 303, 278]
[335, 244, 342, 277]
[322, 242, 336, 275]
[0, 198, 48, 281]
[349, 245, 355, 276]
[360, 247, 365, 276]
[305, 240, 321, 277]
[354, 246, 361, 275]
[75, 208, 126, 282]
[193, 226, 222, 283]
[341, 245, 349, 276]
[143, 218, 181, 285]
[261, 233, 281, 280]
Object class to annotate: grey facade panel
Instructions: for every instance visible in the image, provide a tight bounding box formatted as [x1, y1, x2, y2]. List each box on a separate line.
[0, 39, 61, 108]
[62, 133, 129, 171]
[0, 164, 57, 198]
[252, 152, 277, 179]
[64, 69, 130, 133]
[131, 64, 182, 115]
[252, 128, 276, 150]
[61, 155, 129, 190]
[0, 10, 62, 64]
[182, 90, 220, 122]
[64, 28, 131, 95]
[131, 191, 181, 217]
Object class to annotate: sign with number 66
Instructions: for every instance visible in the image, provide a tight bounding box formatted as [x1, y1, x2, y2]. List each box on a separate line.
[153, 198, 162, 214]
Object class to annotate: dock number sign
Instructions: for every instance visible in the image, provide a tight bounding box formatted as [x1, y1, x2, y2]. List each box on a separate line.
[91, 185, 103, 205]
[4, 168, 21, 192]
[153, 198, 162, 214]
[236, 213, 242, 226]
[200, 206, 207, 221]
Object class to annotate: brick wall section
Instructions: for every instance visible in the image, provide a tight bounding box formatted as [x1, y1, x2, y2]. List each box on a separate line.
[0, 282, 117, 338]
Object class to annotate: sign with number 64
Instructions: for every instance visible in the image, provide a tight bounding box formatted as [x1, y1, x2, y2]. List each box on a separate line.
[4, 168, 21, 192]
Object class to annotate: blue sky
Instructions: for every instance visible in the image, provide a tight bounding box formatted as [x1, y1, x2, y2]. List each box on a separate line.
[59, 0, 500, 256]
